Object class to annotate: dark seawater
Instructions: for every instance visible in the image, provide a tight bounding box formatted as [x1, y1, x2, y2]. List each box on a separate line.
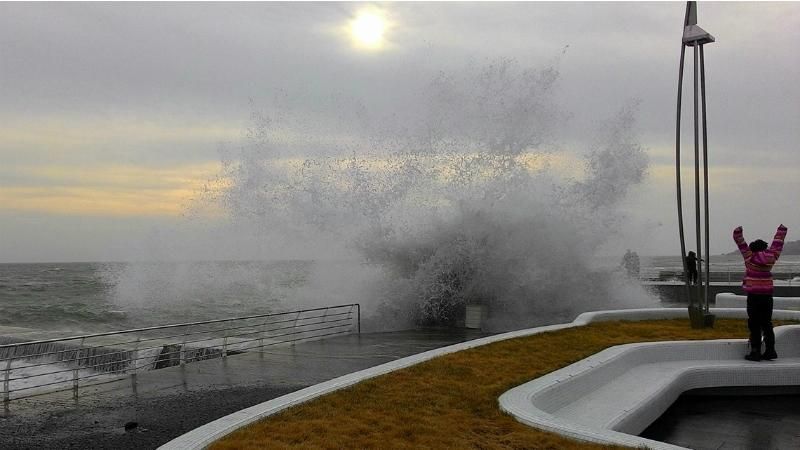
[0, 263, 121, 332]
[0, 261, 313, 334]
[2, 256, 798, 336]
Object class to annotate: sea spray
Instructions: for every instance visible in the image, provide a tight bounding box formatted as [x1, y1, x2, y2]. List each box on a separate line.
[104, 260, 307, 324]
[110, 58, 654, 331]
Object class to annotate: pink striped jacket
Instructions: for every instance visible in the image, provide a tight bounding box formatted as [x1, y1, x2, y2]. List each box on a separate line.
[733, 225, 788, 294]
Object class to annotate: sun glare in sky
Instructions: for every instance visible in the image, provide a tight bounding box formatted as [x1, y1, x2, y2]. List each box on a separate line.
[349, 9, 387, 50]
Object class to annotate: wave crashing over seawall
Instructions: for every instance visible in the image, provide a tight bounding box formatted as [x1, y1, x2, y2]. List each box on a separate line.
[112, 58, 653, 331]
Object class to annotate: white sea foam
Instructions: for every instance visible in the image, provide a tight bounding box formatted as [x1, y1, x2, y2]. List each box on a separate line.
[3, 358, 119, 400]
[109, 58, 654, 331]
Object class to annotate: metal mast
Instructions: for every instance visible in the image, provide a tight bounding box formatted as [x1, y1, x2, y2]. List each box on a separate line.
[675, 1, 715, 328]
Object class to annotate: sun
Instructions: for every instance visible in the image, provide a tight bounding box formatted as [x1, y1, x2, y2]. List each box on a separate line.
[349, 10, 387, 50]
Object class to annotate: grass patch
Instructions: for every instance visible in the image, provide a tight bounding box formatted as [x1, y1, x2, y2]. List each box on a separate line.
[211, 319, 790, 449]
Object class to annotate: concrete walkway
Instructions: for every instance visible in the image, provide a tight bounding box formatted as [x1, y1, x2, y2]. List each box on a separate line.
[0, 328, 486, 450]
[165, 308, 800, 450]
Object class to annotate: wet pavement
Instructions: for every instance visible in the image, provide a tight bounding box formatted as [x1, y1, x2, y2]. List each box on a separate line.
[0, 328, 488, 450]
[6, 327, 800, 450]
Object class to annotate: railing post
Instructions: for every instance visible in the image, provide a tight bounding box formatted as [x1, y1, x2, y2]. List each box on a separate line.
[71, 336, 85, 400]
[3, 355, 12, 404]
[321, 308, 329, 328]
[72, 368, 79, 400]
[131, 336, 140, 373]
[259, 320, 265, 358]
[222, 325, 228, 359]
[130, 370, 138, 396]
[130, 336, 139, 395]
[357, 303, 361, 335]
[180, 325, 188, 367]
[78, 337, 85, 368]
[291, 312, 301, 347]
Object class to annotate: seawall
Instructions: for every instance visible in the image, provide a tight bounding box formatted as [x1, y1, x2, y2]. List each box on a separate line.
[646, 283, 800, 304]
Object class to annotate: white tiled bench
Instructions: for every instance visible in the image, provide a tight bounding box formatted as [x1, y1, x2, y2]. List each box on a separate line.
[716, 292, 800, 310]
[499, 325, 800, 450]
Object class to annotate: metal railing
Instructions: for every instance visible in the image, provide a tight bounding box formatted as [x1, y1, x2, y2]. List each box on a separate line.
[641, 268, 800, 284]
[0, 304, 360, 404]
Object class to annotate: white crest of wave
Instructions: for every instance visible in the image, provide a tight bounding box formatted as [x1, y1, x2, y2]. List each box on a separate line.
[111, 58, 654, 331]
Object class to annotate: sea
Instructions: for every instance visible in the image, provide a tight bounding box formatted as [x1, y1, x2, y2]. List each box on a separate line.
[0, 261, 314, 336]
[4, 256, 800, 337]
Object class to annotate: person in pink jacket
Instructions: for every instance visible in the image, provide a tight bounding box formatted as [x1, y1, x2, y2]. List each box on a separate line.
[733, 224, 788, 361]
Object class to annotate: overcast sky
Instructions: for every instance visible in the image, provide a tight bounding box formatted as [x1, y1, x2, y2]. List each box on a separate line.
[1, 2, 798, 263]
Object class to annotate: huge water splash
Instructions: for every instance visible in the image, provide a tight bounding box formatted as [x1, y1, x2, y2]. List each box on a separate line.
[111, 58, 653, 331]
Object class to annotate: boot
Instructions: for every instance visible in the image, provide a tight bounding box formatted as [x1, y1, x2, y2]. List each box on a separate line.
[745, 350, 761, 361]
[763, 330, 777, 360]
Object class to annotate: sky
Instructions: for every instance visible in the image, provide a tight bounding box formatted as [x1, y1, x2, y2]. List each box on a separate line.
[1, 1, 798, 263]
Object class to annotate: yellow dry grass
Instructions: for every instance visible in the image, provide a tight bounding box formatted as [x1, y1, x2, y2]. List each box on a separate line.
[211, 318, 787, 449]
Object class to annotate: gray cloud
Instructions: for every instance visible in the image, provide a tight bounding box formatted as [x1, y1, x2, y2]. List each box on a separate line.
[1, 2, 799, 262]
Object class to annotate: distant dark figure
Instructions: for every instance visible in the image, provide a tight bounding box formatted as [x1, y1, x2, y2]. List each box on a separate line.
[685, 251, 701, 285]
[622, 249, 640, 278]
[733, 224, 788, 362]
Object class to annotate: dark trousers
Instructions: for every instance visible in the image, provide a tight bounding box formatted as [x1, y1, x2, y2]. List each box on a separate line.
[746, 294, 775, 352]
[687, 269, 698, 285]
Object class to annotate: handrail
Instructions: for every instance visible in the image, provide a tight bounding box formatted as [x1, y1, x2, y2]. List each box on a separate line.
[1, 303, 361, 404]
[4, 320, 356, 383]
[1, 315, 355, 375]
[0, 311, 353, 363]
[0, 304, 358, 349]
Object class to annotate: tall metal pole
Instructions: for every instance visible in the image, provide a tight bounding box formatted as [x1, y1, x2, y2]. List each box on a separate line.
[693, 43, 703, 309]
[675, 8, 692, 309]
[700, 45, 711, 312]
[676, 1, 715, 327]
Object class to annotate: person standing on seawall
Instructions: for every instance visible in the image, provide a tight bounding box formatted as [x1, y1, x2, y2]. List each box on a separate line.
[733, 224, 788, 361]
[622, 249, 640, 278]
[685, 251, 701, 285]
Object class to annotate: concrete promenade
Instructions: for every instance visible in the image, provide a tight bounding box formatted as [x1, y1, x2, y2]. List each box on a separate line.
[4, 309, 799, 450]
[0, 328, 486, 450]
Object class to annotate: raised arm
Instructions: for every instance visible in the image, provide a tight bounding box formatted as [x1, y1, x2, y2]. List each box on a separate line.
[733, 226, 751, 260]
[769, 224, 788, 260]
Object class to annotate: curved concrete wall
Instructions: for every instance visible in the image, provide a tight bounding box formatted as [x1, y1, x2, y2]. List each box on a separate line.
[499, 325, 800, 450]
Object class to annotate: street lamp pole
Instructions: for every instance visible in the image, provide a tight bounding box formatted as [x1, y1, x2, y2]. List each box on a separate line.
[675, 1, 715, 328]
